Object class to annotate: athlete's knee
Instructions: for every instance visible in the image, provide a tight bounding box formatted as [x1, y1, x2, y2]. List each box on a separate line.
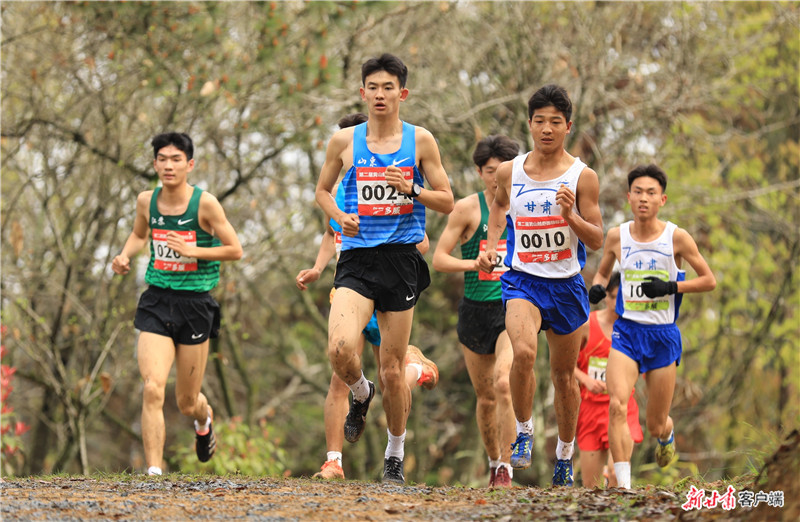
[142, 379, 166, 407]
[475, 388, 497, 412]
[512, 345, 537, 368]
[493, 374, 511, 399]
[608, 395, 628, 422]
[550, 367, 576, 390]
[176, 393, 199, 417]
[327, 335, 354, 364]
[380, 363, 403, 388]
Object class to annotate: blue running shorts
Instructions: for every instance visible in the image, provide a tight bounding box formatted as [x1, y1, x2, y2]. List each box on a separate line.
[500, 270, 589, 335]
[363, 313, 381, 347]
[611, 317, 682, 373]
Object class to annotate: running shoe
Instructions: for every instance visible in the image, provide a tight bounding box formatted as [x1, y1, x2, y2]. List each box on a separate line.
[655, 433, 676, 468]
[552, 459, 574, 487]
[343, 381, 375, 443]
[493, 464, 512, 488]
[313, 459, 345, 480]
[406, 345, 439, 390]
[194, 409, 216, 463]
[488, 466, 497, 487]
[510, 432, 533, 469]
[382, 456, 405, 485]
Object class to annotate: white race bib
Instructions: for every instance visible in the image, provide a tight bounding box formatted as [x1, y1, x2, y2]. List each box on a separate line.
[356, 167, 414, 216]
[513, 216, 572, 263]
[152, 229, 197, 272]
[623, 269, 670, 312]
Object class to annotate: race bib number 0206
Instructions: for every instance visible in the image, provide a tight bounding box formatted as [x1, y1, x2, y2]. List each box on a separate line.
[356, 167, 414, 216]
[152, 229, 198, 272]
[514, 216, 572, 263]
[478, 239, 509, 281]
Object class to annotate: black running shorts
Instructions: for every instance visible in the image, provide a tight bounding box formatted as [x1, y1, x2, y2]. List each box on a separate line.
[457, 297, 506, 355]
[334, 243, 430, 312]
[134, 285, 220, 345]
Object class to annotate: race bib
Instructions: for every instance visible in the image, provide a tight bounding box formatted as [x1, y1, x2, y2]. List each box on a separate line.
[334, 231, 342, 260]
[623, 269, 670, 311]
[478, 239, 509, 281]
[588, 356, 608, 392]
[513, 216, 572, 263]
[152, 229, 198, 272]
[356, 167, 414, 216]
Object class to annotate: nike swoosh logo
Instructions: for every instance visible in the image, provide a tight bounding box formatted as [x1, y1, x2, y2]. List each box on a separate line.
[191, 333, 204, 339]
[405, 294, 414, 301]
[177, 218, 194, 226]
[392, 157, 410, 166]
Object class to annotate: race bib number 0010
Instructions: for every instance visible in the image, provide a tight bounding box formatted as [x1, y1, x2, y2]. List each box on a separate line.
[478, 239, 509, 281]
[152, 229, 198, 272]
[514, 216, 572, 263]
[356, 167, 414, 216]
[623, 269, 670, 311]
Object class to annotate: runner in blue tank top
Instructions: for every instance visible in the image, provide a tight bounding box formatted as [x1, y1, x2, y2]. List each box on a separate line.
[477, 85, 604, 487]
[314, 54, 453, 485]
[589, 164, 715, 489]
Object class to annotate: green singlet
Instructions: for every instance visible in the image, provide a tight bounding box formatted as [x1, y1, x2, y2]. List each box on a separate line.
[460, 191, 505, 302]
[145, 186, 221, 292]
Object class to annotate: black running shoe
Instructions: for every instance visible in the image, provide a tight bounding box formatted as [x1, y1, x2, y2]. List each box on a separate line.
[344, 381, 374, 443]
[382, 456, 405, 485]
[195, 421, 216, 463]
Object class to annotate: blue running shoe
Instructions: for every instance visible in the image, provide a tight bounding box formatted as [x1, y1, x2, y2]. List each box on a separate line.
[510, 432, 533, 469]
[552, 459, 574, 487]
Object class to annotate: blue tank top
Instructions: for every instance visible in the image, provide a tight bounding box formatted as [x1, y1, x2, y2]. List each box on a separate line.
[338, 121, 425, 250]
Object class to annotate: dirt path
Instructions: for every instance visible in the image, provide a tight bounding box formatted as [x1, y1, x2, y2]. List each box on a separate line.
[0, 475, 786, 521]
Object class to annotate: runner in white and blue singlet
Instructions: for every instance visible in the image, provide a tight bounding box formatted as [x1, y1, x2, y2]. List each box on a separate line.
[478, 85, 604, 487]
[590, 164, 716, 489]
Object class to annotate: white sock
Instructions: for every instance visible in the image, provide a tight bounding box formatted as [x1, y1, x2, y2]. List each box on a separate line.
[408, 363, 423, 382]
[488, 458, 501, 469]
[147, 466, 162, 476]
[349, 373, 372, 402]
[385, 429, 406, 459]
[498, 462, 513, 479]
[194, 416, 211, 434]
[326, 451, 342, 466]
[516, 418, 534, 436]
[555, 437, 575, 460]
[614, 461, 631, 489]
[658, 429, 674, 445]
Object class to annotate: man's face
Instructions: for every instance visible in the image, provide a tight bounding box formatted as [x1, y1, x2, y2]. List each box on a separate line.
[528, 106, 571, 153]
[154, 144, 194, 186]
[477, 157, 503, 194]
[360, 71, 408, 116]
[627, 176, 666, 219]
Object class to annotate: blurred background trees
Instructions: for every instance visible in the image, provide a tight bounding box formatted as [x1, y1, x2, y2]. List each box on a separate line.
[1, 1, 797, 486]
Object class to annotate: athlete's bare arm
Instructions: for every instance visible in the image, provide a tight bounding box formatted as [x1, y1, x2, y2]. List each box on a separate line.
[315, 128, 359, 237]
[477, 160, 512, 272]
[433, 195, 480, 273]
[592, 227, 621, 289]
[672, 228, 716, 293]
[558, 167, 604, 251]
[112, 191, 153, 275]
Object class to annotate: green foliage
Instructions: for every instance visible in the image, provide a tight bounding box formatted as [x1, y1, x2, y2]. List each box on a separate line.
[170, 418, 288, 477]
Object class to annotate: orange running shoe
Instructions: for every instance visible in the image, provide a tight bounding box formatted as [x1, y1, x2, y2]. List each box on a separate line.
[313, 459, 345, 480]
[405, 345, 439, 390]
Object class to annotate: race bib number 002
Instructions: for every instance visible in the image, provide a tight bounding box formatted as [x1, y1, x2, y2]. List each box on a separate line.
[152, 229, 198, 272]
[478, 239, 509, 281]
[513, 216, 572, 263]
[356, 167, 414, 216]
[623, 269, 670, 311]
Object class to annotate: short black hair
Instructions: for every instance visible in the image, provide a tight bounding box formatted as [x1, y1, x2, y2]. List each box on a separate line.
[627, 164, 667, 192]
[151, 132, 194, 160]
[472, 135, 519, 168]
[527, 84, 572, 122]
[607, 271, 621, 293]
[361, 53, 408, 88]
[338, 112, 368, 129]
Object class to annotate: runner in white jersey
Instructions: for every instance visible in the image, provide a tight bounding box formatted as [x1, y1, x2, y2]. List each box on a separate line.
[589, 164, 716, 489]
[478, 85, 604, 487]
[314, 54, 453, 485]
